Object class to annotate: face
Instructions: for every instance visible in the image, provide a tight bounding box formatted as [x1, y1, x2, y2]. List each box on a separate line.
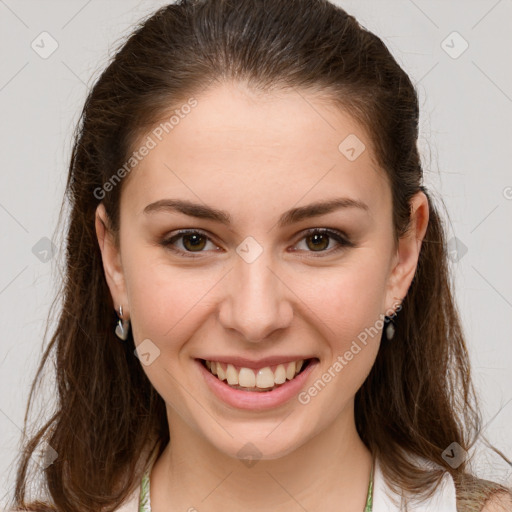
[96, 81, 427, 461]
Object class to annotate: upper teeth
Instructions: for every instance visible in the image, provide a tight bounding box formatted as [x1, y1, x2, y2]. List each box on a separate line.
[206, 359, 305, 389]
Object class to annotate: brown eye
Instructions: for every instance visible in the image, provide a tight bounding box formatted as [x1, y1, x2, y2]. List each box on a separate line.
[181, 233, 207, 251]
[160, 229, 217, 257]
[293, 228, 354, 256]
[305, 232, 330, 251]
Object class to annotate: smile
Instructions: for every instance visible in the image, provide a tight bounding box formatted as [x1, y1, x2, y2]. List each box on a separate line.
[200, 358, 313, 392]
[195, 356, 320, 410]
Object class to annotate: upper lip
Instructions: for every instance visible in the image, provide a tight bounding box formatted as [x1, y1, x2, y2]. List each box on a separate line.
[197, 355, 317, 369]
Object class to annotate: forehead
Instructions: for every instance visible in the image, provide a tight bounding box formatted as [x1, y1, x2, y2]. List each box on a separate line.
[121, 82, 390, 219]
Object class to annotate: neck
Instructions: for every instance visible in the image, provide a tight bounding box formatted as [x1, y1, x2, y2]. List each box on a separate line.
[149, 402, 373, 512]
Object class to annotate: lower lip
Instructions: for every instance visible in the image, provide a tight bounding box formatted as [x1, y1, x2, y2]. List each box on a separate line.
[195, 358, 319, 411]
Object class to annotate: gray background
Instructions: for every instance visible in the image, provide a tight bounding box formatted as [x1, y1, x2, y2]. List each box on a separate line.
[1, 0, 511, 506]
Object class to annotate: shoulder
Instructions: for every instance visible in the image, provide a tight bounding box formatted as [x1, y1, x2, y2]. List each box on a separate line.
[373, 455, 458, 511]
[480, 490, 512, 511]
[5, 491, 141, 512]
[112, 490, 140, 512]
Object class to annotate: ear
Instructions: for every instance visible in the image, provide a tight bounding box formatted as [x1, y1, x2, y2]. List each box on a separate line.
[95, 203, 129, 317]
[385, 190, 429, 311]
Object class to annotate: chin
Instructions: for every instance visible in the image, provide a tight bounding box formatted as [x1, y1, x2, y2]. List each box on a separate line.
[203, 422, 311, 463]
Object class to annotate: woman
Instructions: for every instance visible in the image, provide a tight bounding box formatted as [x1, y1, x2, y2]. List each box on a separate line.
[10, 0, 512, 511]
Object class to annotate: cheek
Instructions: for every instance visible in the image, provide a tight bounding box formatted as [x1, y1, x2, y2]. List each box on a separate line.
[297, 254, 389, 344]
[122, 256, 211, 406]
[126, 260, 208, 341]
[121, 237, 227, 355]
[294, 266, 386, 419]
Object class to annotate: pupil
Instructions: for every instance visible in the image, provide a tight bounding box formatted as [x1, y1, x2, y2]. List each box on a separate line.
[309, 234, 328, 251]
[184, 234, 205, 251]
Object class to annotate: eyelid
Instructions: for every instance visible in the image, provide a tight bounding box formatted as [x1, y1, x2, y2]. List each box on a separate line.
[161, 228, 219, 258]
[292, 228, 354, 255]
[160, 227, 354, 258]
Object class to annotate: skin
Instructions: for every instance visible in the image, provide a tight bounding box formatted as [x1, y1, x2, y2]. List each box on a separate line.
[96, 81, 429, 512]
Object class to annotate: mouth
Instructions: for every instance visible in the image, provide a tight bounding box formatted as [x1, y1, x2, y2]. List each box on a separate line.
[197, 357, 317, 392]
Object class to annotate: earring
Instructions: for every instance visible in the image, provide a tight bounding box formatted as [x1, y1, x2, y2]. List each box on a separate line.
[384, 298, 403, 340]
[384, 316, 395, 340]
[115, 305, 130, 341]
[384, 310, 398, 340]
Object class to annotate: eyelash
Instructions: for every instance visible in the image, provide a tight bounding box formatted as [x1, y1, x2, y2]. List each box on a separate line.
[159, 228, 354, 259]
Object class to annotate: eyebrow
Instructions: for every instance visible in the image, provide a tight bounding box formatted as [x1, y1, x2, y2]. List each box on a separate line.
[143, 197, 369, 228]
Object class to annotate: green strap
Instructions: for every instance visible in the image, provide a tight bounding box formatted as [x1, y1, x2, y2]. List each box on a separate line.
[139, 469, 151, 512]
[364, 461, 374, 511]
[139, 461, 374, 511]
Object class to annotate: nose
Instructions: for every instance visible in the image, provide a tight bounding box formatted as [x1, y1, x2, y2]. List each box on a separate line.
[217, 250, 293, 343]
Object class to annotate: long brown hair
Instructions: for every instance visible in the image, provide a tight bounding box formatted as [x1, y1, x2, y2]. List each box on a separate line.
[11, 1, 511, 510]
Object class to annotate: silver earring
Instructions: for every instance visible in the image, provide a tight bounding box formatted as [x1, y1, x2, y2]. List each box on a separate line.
[115, 305, 130, 341]
[384, 299, 403, 340]
[385, 318, 395, 340]
[384, 311, 398, 340]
